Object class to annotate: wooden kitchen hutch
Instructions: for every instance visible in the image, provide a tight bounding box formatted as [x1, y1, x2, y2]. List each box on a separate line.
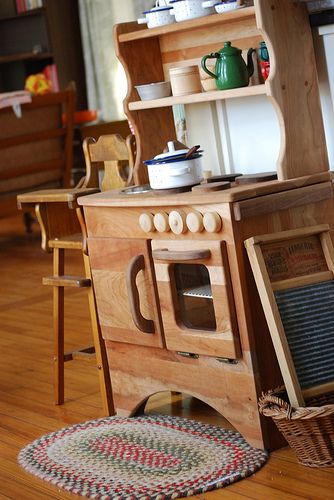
[79, 0, 334, 450]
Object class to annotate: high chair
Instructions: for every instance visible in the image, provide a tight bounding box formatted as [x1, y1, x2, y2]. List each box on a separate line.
[17, 133, 135, 414]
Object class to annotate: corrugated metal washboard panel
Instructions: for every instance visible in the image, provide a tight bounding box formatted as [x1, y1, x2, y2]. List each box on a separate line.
[275, 281, 334, 390]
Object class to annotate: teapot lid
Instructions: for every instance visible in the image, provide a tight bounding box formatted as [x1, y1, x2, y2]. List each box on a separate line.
[218, 41, 241, 56]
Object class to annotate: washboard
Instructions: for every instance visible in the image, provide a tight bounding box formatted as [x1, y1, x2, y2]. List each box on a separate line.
[245, 225, 334, 407]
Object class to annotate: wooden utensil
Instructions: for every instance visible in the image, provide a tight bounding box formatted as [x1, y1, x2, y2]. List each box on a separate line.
[192, 181, 231, 192]
[235, 172, 277, 185]
[185, 144, 201, 158]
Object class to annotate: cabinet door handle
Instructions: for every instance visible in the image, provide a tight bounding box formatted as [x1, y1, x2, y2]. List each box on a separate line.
[152, 248, 211, 261]
[126, 254, 155, 334]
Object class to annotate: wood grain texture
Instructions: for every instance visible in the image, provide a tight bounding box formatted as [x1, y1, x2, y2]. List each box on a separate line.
[1, 213, 334, 498]
[128, 84, 266, 110]
[233, 182, 333, 221]
[42, 275, 91, 288]
[114, 23, 175, 184]
[151, 239, 241, 359]
[245, 224, 334, 407]
[118, 8, 257, 43]
[105, 341, 265, 449]
[82, 181, 334, 455]
[78, 173, 332, 208]
[88, 237, 165, 348]
[114, 1, 328, 183]
[2, 90, 75, 221]
[126, 254, 155, 334]
[244, 239, 305, 407]
[255, 0, 329, 179]
[17, 187, 99, 206]
[272, 271, 333, 292]
[82, 134, 135, 190]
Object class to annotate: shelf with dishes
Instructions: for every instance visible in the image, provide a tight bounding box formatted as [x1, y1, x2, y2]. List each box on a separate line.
[118, 7, 256, 43]
[128, 84, 266, 110]
[116, 0, 326, 186]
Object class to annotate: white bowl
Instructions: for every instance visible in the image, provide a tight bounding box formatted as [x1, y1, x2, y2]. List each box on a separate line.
[135, 81, 172, 100]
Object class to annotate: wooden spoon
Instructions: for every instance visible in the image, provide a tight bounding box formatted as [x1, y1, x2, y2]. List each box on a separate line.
[185, 145, 201, 158]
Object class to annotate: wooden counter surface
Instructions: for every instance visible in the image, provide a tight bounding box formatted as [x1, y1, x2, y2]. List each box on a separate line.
[78, 172, 331, 208]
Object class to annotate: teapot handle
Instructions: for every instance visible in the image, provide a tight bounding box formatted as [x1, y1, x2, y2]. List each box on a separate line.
[201, 54, 219, 80]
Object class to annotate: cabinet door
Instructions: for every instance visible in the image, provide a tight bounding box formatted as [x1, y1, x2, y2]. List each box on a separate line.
[88, 237, 164, 348]
[151, 240, 240, 358]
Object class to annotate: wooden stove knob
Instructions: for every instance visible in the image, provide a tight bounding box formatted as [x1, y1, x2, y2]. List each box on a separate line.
[186, 212, 204, 233]
[169, 210, 187, 234]
[154, 212, 170, 232]
[139, 213, 155, 233]
[203, 212, 222, 233]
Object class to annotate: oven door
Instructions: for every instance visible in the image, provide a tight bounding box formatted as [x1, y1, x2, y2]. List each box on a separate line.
[88, 237, 164, 348]
[151, 240, 240, 358]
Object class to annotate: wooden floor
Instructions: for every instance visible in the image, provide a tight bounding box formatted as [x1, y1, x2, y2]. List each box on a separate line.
[0, 213, 333, 500]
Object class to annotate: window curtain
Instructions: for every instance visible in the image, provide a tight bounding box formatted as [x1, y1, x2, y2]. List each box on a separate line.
[78, 0, 187, 142]
[78, 0, 152, 121]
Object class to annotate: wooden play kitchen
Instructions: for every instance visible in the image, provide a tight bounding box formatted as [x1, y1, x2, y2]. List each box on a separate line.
[79, 0, 334, 450]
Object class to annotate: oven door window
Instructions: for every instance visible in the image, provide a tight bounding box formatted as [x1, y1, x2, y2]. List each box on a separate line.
[151, 239, 240, 358]
[173, 263, 216, 331]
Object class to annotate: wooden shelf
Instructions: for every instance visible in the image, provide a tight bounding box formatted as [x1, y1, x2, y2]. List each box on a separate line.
[0, 51, 53, 64]
[0, 1, 87, 109]
[0, 7, 45, 22]
[119, 7, 256, 43]
[116, 0, 327, 184]
[129, 84, 267, 110]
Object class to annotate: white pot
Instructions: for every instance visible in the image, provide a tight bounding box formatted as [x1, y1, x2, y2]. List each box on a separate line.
[137, 6, 174, 28]
[170, 0, 215, 22]
[146, 156, 203, 189]
[212, 1, 241, 13]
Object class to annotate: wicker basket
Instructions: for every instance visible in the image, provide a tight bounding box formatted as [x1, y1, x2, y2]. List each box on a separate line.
[258, 387, 334, 467]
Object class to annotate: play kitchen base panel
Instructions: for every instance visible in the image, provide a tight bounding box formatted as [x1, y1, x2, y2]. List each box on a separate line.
[104, 341, 266, 450]
[80, 176, 334, 450]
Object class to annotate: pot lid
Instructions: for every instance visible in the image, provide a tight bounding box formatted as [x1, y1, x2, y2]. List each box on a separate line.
[154, 148, 189, 160]
[144, 153, 202, 166]
[218, 41, 241, 56]
[153, 141, 202, 161]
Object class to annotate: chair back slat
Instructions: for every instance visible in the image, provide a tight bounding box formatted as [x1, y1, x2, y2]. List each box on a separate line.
[82, 134, 135, 190]
[0, 89, 75, 217]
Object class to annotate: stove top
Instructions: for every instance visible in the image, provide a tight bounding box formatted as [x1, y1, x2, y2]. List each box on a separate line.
[121, 184, 195, 196]
[78, 172, 330, 209]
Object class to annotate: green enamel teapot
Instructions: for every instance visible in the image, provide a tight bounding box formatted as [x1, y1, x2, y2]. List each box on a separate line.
[201, 42, 255, 91]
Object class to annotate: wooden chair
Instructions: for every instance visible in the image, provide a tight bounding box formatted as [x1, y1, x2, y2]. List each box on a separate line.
[0, 90, 75, 230]
[17, 133, 135, 415]
[81, 133, 135, 191]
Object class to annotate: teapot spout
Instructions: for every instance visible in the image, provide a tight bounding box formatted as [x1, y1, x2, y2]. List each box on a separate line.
[247, 48, 255, 78]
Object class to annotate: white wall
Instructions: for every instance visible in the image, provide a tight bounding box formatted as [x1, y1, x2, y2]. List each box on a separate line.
[316, 24, 334, 170]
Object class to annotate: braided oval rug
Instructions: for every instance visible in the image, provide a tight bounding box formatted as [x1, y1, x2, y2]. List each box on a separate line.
[18, 414, 268, 499]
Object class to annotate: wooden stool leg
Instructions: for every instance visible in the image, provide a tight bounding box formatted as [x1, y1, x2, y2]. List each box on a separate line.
[53, 247, 65, 405]
[83, 253, 114, 415]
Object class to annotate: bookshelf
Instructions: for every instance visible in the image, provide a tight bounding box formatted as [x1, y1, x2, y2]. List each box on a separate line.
[0, 0, 87, 109]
